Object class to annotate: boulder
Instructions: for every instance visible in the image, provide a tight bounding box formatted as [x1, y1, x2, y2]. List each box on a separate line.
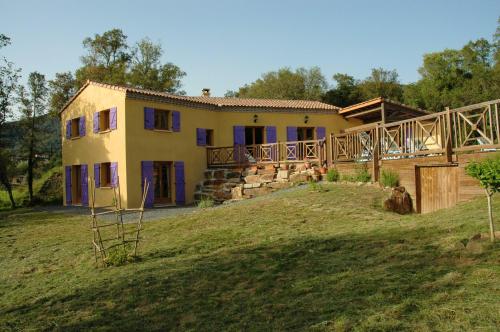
[243, 186, 272, 198]
[231, 186, 243, 199]
[290, 172, 310, 183]
[244, 175, 261, 184]
[383, 186, 412, 214]
[260, 173, 275, 183]
[277, 170, 290, 181]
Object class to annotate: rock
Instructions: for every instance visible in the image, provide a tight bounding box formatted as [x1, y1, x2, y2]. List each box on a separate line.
[244, 175, 261, 184]
[277, 170, 290, 180]
[252, 183, 261, 188]
[243, 183, 253, 189]
[290, 172, 310, 183]
[231, 186, 243, 199]
[383, 186, 412, 214]
[243, 187, 272, 197]
[227, 177, 242, 184]
[213, 190, 232, 201]
[470, 233, 482, 241]
[213, 169, 225, 179]
[225, 171, 241, 179]
[267, 182, 292, 190]
[260, 173, 275, 183]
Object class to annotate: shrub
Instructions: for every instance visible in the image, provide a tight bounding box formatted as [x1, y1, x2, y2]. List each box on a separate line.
[354, 164, 371, 183]
[308, 181, 327, 192]
[198, 197, 215, 209]
[381, 169, 399, 187]
[465, 154, 500, 242]
[326, 168, 340, 182]
[105, 245, 132, 266]
[342, 174, 356, 182]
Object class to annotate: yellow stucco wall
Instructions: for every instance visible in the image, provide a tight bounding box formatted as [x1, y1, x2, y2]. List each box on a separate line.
[62, 84, 362, 208]
[61, 85, 127, 207]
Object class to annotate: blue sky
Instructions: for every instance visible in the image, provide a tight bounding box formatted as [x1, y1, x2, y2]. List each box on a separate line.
[1, 0, 499, 96]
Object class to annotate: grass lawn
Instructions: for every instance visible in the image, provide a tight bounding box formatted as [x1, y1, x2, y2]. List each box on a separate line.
[0, 183, 499, 331]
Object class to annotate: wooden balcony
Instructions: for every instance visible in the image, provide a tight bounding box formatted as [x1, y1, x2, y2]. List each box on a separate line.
[207, 139, 327, 167]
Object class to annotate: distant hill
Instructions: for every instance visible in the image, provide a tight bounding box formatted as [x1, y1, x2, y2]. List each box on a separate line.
[0, 115, 61, 159]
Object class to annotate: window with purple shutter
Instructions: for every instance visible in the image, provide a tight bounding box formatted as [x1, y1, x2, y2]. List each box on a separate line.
[316, 127, 326, 140]
[66, 120, 71, 139]
[141, 161, 154, 208]
[93, 112, 100, 133]
[174, 161, 185, 205]
[233, 126, 245, 162]
[286, 127, 298, 160]
[172, 111, 180, 132]
[196, 128, 207, 146]
[110, 107, 117, 130]
[79, 116, 86, 137]
[94, 163, 100, 188]
[110, 162, 118, 188]
[144, 107, 154, 130]
[81, 164, 88, 206]
[65, 166, 72, 205]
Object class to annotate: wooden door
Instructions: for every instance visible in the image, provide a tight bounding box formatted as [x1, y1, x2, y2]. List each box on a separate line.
[153, 162, 172, 204]
[416, 165, 459, 213]
[72, 165, 82, 204]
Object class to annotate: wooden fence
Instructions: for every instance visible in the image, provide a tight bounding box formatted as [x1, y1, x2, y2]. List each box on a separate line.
[331, 99, 500, 163]
[207, 139, 327, 167]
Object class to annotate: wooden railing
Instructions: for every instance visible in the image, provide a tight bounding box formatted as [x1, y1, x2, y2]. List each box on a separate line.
[331, 99, 500, 163]
[207, 139, 326, 167]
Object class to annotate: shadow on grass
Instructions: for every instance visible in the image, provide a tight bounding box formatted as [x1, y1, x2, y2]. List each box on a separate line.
[3, 223, 495, 331]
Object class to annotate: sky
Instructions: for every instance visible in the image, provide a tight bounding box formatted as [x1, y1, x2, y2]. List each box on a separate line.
[1, 0, 499, 97]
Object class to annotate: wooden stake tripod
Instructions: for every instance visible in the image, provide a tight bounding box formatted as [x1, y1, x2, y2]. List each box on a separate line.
[89, 177, 150, 266]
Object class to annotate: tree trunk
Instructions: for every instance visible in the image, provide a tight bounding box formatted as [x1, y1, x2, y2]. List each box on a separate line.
[27, 153, 34, 204]
[486, 190, 496, 242]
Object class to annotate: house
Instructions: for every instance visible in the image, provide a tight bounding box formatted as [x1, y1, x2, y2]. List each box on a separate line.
[60, 81, 367, 209]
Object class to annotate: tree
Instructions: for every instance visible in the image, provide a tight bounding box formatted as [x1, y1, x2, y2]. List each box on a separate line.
[18, 72, 48, 205]
[358, 68, 404, 101]
[48, 72, 76, 115]
[466, 154, 500, 242]
[323, 73, 363, 107]
[75, 29, 130, 87]
[128, 38, 186, 93]
[0, 33, 20, 208]
[237, 67, 327, 100]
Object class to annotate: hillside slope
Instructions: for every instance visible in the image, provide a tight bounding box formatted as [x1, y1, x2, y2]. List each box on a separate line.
[0, 184, 499, 331]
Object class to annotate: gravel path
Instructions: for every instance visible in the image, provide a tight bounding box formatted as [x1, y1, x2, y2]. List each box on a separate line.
[34, 184, 309, 222]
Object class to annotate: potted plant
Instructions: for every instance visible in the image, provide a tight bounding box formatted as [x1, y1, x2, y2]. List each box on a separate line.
[280, 162, 289, 170]
[304, 159, 311, 169]
[319, 165, 328, 174]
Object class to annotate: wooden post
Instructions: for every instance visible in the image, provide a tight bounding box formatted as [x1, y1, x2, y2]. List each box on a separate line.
[381, 102, 386, 124]
[445, 107, 453, 163]
[372, 127, 380, 182]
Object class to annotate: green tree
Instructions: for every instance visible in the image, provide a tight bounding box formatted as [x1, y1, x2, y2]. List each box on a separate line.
[48, 72, 76, 115]
[466, 154, 500, 242]
[358, 68, 404, 101]
[0, 33, 20, 208]
[75, 29, 130, 87]
[128, 38, 186, 93]
[18, 72, 48, 204]
[323, 73, 362, 107]
[237, 67, 327, 100]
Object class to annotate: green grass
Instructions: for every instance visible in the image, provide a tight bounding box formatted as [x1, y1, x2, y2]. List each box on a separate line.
[0, 183, 499, 331]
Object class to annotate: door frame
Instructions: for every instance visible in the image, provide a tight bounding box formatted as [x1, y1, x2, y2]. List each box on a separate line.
[153, 161, 173, 205]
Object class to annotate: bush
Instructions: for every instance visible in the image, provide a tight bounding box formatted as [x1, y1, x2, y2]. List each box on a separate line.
[354, 164, 371, 183]
[105, 244, 133, 266]
[326, 168, 340, 182]
[198, 197, 215, 209]
[308, 181, 328, 192]
[381, 169, 399, 187]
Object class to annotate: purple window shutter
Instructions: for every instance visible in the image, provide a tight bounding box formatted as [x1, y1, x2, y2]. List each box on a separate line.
[141, 161, 154, 208]
[266, 126, 277, 143]
[65, 166, 72, 205]
[172, 111, 180, 132]
[233, 126, 245, 162]
[286, 127, 298, 160]
[316, 127, 326, 140]
[94, 163, 100, 188]
[286, 126, 298, 141]
[93, 112, 100, 133]
[110, 107, 117, 130]
[66, 120, 71, 139]
[81, 164, 88, 206]
[174, 161, 185, 205]
[144, 107, 154, 130]
[196, 128, 207, 146]
[110, 162, 118, 188]
[79, 116, 86, 137]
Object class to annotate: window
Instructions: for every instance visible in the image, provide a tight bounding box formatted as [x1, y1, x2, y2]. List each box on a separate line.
[100, 162, 111, 187]
[206, 129, 214, 146]
[154, 109, 170, 130]
[71, 118, 80, 138]
[100, 110, 110, 131]
[245, 127, 264, 145]
[297, 127, 315, 141]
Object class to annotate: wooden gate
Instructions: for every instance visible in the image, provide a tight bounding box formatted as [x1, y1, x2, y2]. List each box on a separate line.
[416, 164, 459, 213]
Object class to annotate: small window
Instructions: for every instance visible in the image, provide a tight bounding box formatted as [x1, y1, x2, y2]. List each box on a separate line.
[100, 162, 111, 187]
[71, 118, 80, 138]
[154, 109, 170, 130]
[100, 110, 110, 131]
[206, 129, 214, 146]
